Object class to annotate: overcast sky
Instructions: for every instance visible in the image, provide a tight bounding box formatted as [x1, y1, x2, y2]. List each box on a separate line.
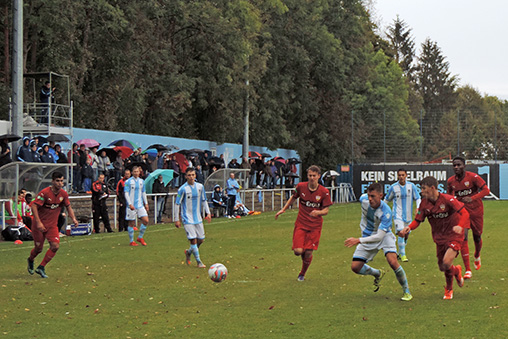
[371, 0, 508, 100]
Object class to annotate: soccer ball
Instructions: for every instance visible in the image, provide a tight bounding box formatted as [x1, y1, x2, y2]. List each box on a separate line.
[208, 263, 228, 283]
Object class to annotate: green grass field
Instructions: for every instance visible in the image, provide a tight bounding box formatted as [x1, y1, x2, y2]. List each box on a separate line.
[1, 201, 507, 338]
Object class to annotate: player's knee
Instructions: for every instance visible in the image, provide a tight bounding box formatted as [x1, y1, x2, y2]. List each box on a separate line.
[293, 249, 303, 256]
[34, 246, 43, 254]
[49, 243, 59, 252]
[439, 263, 451, 272]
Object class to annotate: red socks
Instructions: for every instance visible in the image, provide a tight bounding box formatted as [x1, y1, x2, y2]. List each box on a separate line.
[40, 248, 57, 266]
[461, 241, 471, 272]
[300, 255, 313, 276]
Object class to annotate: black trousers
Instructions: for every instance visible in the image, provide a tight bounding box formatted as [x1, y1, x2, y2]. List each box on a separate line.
[227, 195, 236, 216]
[92, 201, 112, 233]
[118, 203, 127, 232]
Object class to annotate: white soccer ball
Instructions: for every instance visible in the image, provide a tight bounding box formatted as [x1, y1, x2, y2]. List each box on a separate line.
[208, 263, 228, 283]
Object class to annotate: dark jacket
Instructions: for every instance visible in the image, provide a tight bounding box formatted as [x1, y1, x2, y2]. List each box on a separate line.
[92, 180, 109, 204]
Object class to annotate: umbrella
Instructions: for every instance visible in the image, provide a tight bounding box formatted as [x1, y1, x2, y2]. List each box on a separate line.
[34, 135, 48, 144]
[144, 169, 174, 194]
[178, 148, 205, 155]
[76, 138, 100, 148]
[97, 147, 118, 162]
[323, 170, 340, 178]
[260, 152, 272, 158]
[249, 151, 262, 159]
[108, 139, 138, 150]
[114, 146, 133, 160]
[288, 157, 302, 164]
[0, 134, 21, 142]
[166, 144, 179, 150]
[208, 156, 223, 167]
[168, 152, 189, 172]
[125, 161, 151, 173]
[141, 148, 158, 160]
[285, 172, 300, 178]
[47, 134, 69, 142]
[147, 144, 169, 151]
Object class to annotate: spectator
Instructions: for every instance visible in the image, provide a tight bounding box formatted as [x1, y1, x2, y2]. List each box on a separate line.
[81, 157, 94, 193]
[39, 81, 55, 124]
[211, 185, 227, 217]
[68, 143, 81, 193]
[16, 137, 31, 162]
[201, 153, 210, 179]
[89, 147, 99, 181]
[48, 141, 58, 162]
[228, 158, 240, 169]
[116, 169, 131, 232]
[240, 157, 250, 170]
[264, 160, 273, 189]
[218, 154, 225, 168]
[169, 155, 180, 188]
[29, 141, 41, 162]
[249, 158, 256, 187]
[3, 192, 18, 226]
[54, 144, 68, 164]
[0, 137, 12, 167]
[226, 172, 240, 218]
[195, 165, 204, 184]
[91, 173, 113, 233]
[37, 147, 45, 162]
[21, 190, 33, 229]
[152, 174, 168, 223]
[113, 152, 124, 186]
[40, 144, 55, 163]
[97, 150, 110, 178]
[156, 150, 164, 170]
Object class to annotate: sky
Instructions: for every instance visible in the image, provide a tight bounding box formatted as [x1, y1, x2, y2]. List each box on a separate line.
[371, 0, 508, 100]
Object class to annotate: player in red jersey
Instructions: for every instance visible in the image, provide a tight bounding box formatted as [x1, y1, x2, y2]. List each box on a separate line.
[447, 156, 490, 279]
[27, 172, 79, 278]
[275, 165, 332, 281]
[400, 176, 469, 300]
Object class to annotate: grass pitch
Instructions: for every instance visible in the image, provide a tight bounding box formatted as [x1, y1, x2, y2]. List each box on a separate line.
[1, 201, 507, 338]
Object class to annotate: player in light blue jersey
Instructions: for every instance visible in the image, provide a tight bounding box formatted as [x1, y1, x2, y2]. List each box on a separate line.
[124, 166, 149, 246]
[385, 168, 421, 262]
[175, 167, 211, 268]
[345, 183, 412, 301]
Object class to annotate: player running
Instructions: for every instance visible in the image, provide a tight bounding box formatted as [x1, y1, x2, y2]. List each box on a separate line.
[275, 165, 332, 281]
[124, 166, 149, 246]
[27, 171, 79, 278]
[345, 182, 412, 301]
[447, 156, 490, 279]
[384, 168, 421, 262]
[400, 176, 469, 300]
[175, 167, 211, 268]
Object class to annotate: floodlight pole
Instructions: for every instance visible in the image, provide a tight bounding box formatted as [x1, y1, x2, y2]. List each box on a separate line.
[242, 62, 249, 161]
[11, 0, 23, 148]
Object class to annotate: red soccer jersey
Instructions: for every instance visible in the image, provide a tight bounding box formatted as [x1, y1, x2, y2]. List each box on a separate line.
[292, 182, 332, 230]
[413, 193, 468, 245]
[33, 187, 70, 228]
[447, 171, 488, 215]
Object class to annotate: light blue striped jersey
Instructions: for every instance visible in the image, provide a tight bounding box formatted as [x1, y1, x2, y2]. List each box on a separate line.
[176, 182, 210, 225]
[124, 177, 148, 209]
[359, 194, 393, 239]
[384, 181, 421, 223]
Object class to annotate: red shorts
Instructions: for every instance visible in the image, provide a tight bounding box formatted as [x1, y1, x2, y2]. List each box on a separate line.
[436, 241, 461, 266]
[292, 224, 322, 251]
[468, 213, 484, 237]
[32, 226, 60, 247]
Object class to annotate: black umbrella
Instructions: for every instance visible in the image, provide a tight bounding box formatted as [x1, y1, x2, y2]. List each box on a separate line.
[166, 144, 179, 150]
[208, 156, 223, 166]
[260, 152, 272, 158]
[47, 134, 70, 142]
[97, 147, 118, 162]
[287, 157, 302, 164]
[0, 134, 21, 142]
[147, 144, 169, 151]
[125, 161, 150, 173]
[286, 172, 300, 178]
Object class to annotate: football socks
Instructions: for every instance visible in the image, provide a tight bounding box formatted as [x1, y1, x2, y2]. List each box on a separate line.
[358, 264, 380, 277]
[190, 243, 201, 263]
[128, 226, 135, 243]
[138, 224, 147, 238]
[394, 266, 410, 294]
[461, 240, 472, 272]
[299, 255, 313, 277]
[397, 236, 406, 257]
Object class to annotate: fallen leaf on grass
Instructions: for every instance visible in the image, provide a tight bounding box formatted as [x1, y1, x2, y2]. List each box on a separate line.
[268, 306, 275, 310]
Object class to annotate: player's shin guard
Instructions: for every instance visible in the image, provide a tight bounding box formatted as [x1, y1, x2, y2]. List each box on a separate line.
[473, 236, 482, 259]
[138, 224, 147, 238]
[397, 236, 406, 257]
[394, 266, 410, 294]
[127, 226, 134, 242]
[300, 255, 313, 277]
[358, 264, 380, 277]
[444, 268, 454, 290]
[190, 243, 201, 263]
[40, 248, 57, 266]
[461, 240, 471, 272]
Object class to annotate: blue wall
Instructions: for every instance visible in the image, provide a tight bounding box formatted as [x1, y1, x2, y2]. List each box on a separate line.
[67, 127, 299, 165]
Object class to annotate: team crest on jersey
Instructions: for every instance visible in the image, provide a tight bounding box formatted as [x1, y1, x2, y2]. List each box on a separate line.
[465, 181, 470, 187]
[59, 197, 63, 202]
[316, 195, 321, 201]
[440, 204, 445, 210]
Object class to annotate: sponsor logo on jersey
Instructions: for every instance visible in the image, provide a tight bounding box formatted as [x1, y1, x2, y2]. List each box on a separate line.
[431, 212, 449, 219]
[304, 200, 321, 208]
[456, 189, 472, 197]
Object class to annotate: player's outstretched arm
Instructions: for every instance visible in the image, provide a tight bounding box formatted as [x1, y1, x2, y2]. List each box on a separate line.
[344, 237, 360, 247]
[275, 196, 295, 220]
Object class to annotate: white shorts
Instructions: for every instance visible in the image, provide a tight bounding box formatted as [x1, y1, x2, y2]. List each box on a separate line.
[394, 220, 410, 233]
[126, 206, 148, 221]
[184, 223, 205, 240]
[353, 232, 397, 263]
